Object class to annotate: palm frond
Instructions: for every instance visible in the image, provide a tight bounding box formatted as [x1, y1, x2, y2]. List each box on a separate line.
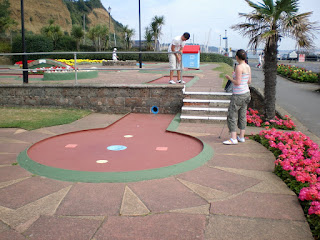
[275, 0, 298, 14]
[281, 11, 319, 48]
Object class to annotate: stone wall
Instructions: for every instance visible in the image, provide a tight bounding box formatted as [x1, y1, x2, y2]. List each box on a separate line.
[249, 86, 265, 113]
[0, 85, 184, 114]
[102, 60, 137, 66]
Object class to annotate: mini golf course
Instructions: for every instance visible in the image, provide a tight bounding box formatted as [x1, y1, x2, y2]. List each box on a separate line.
[18, 113, 213, 182]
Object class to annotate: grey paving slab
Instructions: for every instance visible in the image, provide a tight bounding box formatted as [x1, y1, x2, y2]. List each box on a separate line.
[0, 129, 20, 137]
[211, 192, 306, 221]
[94, 213, 206, 240]
[42, 113, 125, 135]
[56, 182, 126, 216]
[0, 177, 71, 209]
[209, 139, 272, 154]
[0, 229, 27, 240]
[208, 152, 275, 171]
[0, 143, 30, 154]
[0, 166, 31, 183]
[177, 166, 261, 194]
[205, 215, 314, 240]
[23, 215, 101, 240]
[128, 177, 208, 212]
[7, 131, 54, 145]
[0, 153, 18, 165]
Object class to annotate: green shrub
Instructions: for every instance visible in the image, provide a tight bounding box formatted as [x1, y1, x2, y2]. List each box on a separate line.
[11, 34, 53, 63]
[200, 53, 233, 66]
[0, 40, 11, 53]
[55, 35, 77, 52]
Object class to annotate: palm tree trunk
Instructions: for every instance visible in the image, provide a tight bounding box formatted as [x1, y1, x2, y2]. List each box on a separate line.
[263, 39, 278, 120]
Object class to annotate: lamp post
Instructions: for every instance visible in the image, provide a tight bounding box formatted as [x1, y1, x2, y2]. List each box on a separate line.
[138, 0, 142, 68]
[108, 6, 111, 48]
[219, 34, 221, 54]
[20, 0, 28, 83]
[225, 30, 228, 55]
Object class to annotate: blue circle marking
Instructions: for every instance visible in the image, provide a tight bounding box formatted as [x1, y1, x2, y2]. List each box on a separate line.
[151, 106, 159, 114]
[107, 145, 127, 151]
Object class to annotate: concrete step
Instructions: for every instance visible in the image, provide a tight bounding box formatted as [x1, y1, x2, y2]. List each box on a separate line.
[183, 99, 231, 108]
[180, 115, 227, 123]
[181, 106, 228, 116]
[184, 91, 232, 100]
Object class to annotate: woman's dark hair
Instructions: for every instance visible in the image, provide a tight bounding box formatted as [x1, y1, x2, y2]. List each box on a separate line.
[236, 49, 247, 60]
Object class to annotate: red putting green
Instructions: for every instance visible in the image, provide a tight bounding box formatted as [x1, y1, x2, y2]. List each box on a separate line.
[18, 113, 213, 182]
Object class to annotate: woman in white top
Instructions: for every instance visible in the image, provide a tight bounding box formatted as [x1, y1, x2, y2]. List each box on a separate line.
[223, 49, 252, 145]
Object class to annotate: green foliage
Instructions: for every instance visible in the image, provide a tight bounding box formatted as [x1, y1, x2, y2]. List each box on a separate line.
[41, 20, 63, 49]
[200, 53, 233, 66]
[307, 214, 320, 239]
[71, 25, 84, 51]
[87, 24, 108, 51]
[11, 34, 54, 62]
[63, 0, 123, 44]
[55, 35, 77, 51]
[0, 0, 17, 34]
[0, 40, 11, 52]
[277, 64, 319, 83]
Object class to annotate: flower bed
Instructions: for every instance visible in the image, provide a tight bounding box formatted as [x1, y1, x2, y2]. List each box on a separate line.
[253, 129, 320, 239]
[14, 60, 35, 65]
[56, 59, 104, 66]
[277, 64, 319, 83]
[30, 66, 74, 75]
[247, 108, 296, 130]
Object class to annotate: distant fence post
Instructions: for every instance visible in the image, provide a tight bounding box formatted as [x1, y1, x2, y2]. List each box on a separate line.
[74, 53, 78, 84]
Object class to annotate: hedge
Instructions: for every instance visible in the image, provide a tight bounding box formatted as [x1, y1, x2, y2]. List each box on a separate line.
[11, 35, 54, 63]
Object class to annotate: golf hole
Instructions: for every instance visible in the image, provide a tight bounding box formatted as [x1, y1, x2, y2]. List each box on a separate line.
[151, 106, 159, 114]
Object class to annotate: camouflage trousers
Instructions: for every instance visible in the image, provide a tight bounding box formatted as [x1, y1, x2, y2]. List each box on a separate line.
[227, 92, 251, 132]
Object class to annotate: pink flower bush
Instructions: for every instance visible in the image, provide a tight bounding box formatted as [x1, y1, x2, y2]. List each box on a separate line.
[258, 128, 320, 216]
[247, 108, 263, 127]
[269, 115, 296, 130]
[247, 108, 296, 130]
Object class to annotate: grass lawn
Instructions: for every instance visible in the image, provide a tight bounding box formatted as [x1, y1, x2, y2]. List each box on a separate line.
[0, 107, 92, 130]
[213, 62, 234, 88]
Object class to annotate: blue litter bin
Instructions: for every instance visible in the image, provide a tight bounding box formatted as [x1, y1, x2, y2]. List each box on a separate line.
[182, 45, 200, 69]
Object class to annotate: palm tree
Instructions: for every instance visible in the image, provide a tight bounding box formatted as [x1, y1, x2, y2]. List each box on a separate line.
[144, 26, 153, 50]
[150, 15, 165, 51]
[87, 26, 98, 51]
[122, 25, 135, 50]
[232, 0, 318, 120]
[71, 25, 84, 51]
[87, 24, 108, 51]
[41, 19, 63, 49]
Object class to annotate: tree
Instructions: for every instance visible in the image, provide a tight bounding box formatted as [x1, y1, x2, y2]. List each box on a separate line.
[150, 15, 165, 51]
[232, 0, 318, 120]
[41, 19, 63, 49]
[144, 26, 153, 51]
[122, 25, 134, 50]
[87, 24, 108, 51]
[71, 25, 84, 51]
[0, 0, 17, 34]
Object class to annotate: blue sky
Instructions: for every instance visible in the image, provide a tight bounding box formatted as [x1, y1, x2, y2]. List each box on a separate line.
[101, 0, 320, 51]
